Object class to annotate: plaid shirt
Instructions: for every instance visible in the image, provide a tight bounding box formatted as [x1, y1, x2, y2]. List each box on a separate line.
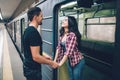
[56, 32, 83, 67]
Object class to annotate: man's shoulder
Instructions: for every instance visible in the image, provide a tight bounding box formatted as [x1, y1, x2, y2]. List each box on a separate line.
[27, 26, 36, 31]
[25, 26, 36, 33]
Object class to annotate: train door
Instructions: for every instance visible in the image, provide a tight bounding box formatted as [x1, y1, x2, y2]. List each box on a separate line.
[57, 1, 78, 80]
[56, 0, 116, 80]
[20, 18, 25, 53]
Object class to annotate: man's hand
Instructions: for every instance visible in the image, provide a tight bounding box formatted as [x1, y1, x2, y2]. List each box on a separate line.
[51, 61, 59, 69]
[43, 53, 52, 60]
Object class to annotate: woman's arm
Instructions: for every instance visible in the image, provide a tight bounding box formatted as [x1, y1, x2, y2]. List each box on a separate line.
[54, 49, 59, 62]
[54, 37, 61, 62]
[59, 33, 76, 66]
[58, 55, 68, 66]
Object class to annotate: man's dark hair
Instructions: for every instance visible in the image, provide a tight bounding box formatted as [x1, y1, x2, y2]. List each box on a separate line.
[27, 7, 41, 21]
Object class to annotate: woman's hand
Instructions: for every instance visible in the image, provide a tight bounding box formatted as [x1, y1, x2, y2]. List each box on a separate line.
[54, 59, 56, 62]
[58, 63, 62, 67]
[58, 55, 68, 67]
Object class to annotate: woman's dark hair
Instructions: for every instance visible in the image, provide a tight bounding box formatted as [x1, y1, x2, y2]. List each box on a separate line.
[27, 7, 41, 21]
[60, 16, 82, 50]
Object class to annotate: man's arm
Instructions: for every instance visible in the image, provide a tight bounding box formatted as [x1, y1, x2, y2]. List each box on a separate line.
[43, 52, 52, 60]
[30, 46, 58, 68]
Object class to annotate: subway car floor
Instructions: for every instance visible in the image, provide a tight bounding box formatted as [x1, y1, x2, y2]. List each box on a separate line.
[0, 24, 25, 80]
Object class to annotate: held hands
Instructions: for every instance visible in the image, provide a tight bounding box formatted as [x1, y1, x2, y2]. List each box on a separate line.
[51, 61, 59, 69]
[43, 53, 59, 68]
[51, 60, 62, 68]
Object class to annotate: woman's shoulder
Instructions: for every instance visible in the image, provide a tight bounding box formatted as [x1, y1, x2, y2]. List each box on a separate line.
[67, 32, 76, 37]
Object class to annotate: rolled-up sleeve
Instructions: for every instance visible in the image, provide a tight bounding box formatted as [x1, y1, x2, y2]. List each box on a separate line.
[65, 34, 76, 56]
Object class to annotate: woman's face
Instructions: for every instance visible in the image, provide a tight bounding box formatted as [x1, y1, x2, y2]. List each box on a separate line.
[61, 17, 68, 28]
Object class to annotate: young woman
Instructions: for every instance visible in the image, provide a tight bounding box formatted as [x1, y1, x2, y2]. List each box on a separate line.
[54, 16, 85, 80]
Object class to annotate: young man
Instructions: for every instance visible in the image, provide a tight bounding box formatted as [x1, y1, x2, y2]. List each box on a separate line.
[23, 7, 58, 80]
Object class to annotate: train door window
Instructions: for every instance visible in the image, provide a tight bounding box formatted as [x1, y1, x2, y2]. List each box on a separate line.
[16, 20, 20, 43]
[20, 18, 25, 53]
[21, 18, 25, 35]
[16, 20, 20, 36]
[58, 1, 78, 35]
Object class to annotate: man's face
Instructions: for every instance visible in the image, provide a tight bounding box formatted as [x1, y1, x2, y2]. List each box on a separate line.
[36, 12, 43, 25]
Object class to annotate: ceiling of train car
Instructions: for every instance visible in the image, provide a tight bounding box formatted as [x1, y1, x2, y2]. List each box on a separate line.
[0, 0, 21, 21]
[60, 1, 116, 16]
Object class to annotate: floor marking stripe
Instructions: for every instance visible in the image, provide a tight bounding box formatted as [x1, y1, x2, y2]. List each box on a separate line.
[3, 29, 13, 80]
[0, 30, 3, 66]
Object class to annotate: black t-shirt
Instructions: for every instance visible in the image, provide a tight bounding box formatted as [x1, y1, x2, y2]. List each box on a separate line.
[23, 26, 42, 70]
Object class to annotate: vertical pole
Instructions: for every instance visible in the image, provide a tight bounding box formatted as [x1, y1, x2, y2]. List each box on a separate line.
[113, 0, 120, 80]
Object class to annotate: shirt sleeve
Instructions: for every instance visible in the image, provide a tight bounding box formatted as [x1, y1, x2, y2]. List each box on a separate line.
[65, 34, 76, 56]
[29, 31, 41, 46]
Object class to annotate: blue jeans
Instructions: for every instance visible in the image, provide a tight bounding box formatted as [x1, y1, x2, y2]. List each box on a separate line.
[67, 58, 85, 80]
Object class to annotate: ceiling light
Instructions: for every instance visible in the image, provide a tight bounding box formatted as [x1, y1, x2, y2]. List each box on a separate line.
[0, 8, 3, 20]
[61, 1, 77, 8]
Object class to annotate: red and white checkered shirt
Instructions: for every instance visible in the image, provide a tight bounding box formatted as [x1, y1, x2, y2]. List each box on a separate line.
[56, 32, 83, 67]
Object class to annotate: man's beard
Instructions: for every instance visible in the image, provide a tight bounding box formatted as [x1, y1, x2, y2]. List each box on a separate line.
[39, 22, 42, 25]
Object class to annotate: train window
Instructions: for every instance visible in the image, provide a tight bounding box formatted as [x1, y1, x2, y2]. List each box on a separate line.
[16, 20, 20, 35]
[21, 18, 25, 35]
[86, 17, 115, 42]
[14, 21, 17, 42]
